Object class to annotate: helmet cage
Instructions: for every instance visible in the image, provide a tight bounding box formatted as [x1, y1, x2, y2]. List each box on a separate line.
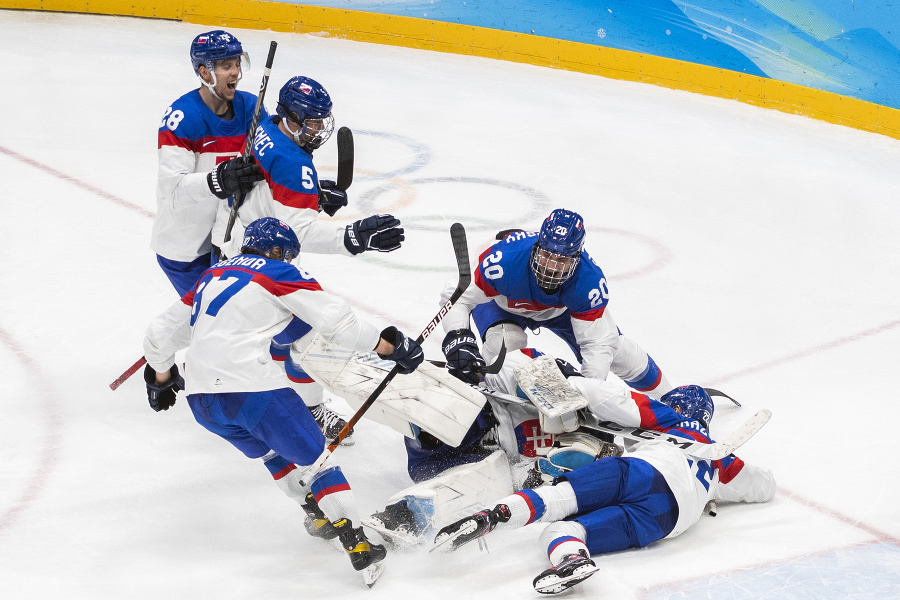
[659, 385, 715, 429]
[530, 245, 581, 290]
[276, 76, 335, 150]
[241, 217, 301, 262]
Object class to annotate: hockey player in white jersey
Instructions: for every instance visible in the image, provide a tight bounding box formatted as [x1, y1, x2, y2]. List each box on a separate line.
[153, 30, 264, 297]
[432, 382, 776, 594]
[142, 217, 424, 586]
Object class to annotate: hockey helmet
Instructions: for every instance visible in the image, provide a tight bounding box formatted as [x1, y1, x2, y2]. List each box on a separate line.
[659, 385, 715, 429]
[530, 209, 586, 290]
[241, 217, 301, 262]
[276, 76, 335, 150]
[190, 30, 249, 75]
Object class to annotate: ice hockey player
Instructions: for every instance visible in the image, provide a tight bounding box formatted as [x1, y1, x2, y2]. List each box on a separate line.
[152, 30, 265, 297]
[208, 74, 406, 441]
[439, 208, 674, 399]
[142, 217, 424, 586]
[364, 348, 623, 545]
[432, 384, 776, 595]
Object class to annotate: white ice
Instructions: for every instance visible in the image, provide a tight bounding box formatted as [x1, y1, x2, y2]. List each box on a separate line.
[2, 10, 900, 600]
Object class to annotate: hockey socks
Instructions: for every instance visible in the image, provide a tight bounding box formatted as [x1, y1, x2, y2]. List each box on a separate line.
[497, 482, 579, 529]
[310, 466, 360, 525]
[540, 521, 590, 565]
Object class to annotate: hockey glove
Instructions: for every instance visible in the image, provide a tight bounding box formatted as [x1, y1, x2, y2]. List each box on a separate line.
[344, 214, 404, 255]
[442, 329, 486, 385]
[555, 357, 583, 379]
[207, 156, 264, 200]
[143, 364, 185, 412]
[318, 180, 348, 216]
[378, 326, 424, 375]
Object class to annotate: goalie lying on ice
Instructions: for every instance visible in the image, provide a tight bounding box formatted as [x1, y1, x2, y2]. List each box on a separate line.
[431, 381, 776, 595]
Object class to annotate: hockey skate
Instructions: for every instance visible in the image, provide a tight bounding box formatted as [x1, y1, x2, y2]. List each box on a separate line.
[431, 503, 511, 552]
[334, 519, 387, 588]
[532, 550, 599, 595]
[309, 403, 354, 445]
[301, 493, 339, 540]
[362, 500, 421, 548]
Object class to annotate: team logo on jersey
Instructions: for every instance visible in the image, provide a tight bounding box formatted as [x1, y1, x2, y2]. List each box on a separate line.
[515, 419, 555, 457]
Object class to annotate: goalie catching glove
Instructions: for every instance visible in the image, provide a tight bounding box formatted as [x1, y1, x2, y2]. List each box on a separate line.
[207, 156, 264, 200]
[377, 326, 424, 374]
[442, 328, 486, 384]
[344, 214, 404, 254]
[143, 364, 185, 412]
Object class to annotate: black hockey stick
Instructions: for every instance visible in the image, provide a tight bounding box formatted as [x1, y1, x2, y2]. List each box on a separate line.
[303, 223, 471, 478]
[223, 40, 277, 244]
[335, 127, 354, 190]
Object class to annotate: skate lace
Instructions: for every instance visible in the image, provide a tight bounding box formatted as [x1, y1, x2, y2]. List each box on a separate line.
[311, 403, 343, 430]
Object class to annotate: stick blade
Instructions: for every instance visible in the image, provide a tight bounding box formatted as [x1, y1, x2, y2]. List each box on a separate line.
[336, 127, 354, 190]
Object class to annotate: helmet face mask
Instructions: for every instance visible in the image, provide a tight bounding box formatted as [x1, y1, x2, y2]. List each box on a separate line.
[276, 76, 335, 150]
[241, 218, 301, 262]
[530, 209, 586, 291]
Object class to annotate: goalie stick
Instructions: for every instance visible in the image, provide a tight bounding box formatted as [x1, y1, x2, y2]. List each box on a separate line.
[470, 384, 771, 461]
[301, 222, 472, 482]
[223, 40, 278, 244]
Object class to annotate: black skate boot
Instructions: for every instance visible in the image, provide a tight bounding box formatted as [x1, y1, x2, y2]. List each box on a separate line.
[363, 500, 421, 547]
[532, 550, 599, 594]
[432, 503, 511, 552]
[334, 519, 387, 587]
[309, 403, 354, 445]
[301, 493, 339, 540]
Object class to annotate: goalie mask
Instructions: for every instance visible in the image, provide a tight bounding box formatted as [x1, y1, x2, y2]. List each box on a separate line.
[190, 30, 249, 95]
[276, 76, 335, 150]
[530, 209, 585, 291]
[659, 385, 715, 429]
[241, 217, 301, 262]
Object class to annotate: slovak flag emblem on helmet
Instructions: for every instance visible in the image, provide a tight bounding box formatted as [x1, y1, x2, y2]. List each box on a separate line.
[299, 83, 313, 95]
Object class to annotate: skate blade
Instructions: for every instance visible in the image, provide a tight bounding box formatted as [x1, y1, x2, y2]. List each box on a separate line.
[430, 520, 477, 553]
[361, 561, 386, 588]
[534, 564, 599, 594]
[361, 518, 420, 549]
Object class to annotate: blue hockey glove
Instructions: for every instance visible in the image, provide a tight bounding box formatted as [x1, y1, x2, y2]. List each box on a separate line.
[378, 326, 424, 374]
[318, 180, 348, 216]
[344, 214, 404, 255]
[555, 358, 583, 379]
[442, 329, 486, 385]
[143, 364, 185, 412]
[208, 156, 263, 200]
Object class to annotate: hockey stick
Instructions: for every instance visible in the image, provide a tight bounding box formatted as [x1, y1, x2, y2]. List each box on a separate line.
[223, 40, 277, 244]
[587, 409, 772, 461]
[335, 127, 354, 190]
[302, 223, 471, 480]
[109, 356, 147, 391]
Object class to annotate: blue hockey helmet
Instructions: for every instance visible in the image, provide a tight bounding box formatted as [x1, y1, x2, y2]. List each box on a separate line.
[530, 209, 586, 290]
[190, 30, 248, 75]
[276, 76, 335, 150]
[241, 217, 301, 262]
[659, 385, 715, 429]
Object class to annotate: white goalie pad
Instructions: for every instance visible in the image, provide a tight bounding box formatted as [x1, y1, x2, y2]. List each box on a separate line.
[514, 355, 589, 418]
[297, 334, 486, 447]
[387, 450, 515, 534]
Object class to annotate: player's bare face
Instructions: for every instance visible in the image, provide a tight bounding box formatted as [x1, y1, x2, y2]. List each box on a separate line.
[212, 57, 242, 101]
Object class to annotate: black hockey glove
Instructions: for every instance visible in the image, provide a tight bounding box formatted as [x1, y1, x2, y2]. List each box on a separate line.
[318, 180, 348, 216]
[207, 156, 264, 200]
[555, 358, 583, 379]
[377, 326, 424, 375]
[344, 214, 404, 255]
[143, 364, 185, 412]
[442, 329, 486, 385]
